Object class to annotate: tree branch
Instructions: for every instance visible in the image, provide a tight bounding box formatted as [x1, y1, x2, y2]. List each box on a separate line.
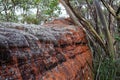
[60, 0, 107, 53]
[95, 0, 115, 59]
[101, 0, 120, 19]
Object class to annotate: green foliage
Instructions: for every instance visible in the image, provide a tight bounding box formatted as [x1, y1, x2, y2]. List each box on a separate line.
[0, 0, 60, 24]
[98, 58, 116, 80]
[22, 14, 40, 24]
[115, 35, 120, 41]
[40, 0, 60, 16]
[94, 57, 120, 80]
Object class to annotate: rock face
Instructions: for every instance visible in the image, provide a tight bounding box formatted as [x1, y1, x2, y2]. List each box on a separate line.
[0, 19, 92, 80]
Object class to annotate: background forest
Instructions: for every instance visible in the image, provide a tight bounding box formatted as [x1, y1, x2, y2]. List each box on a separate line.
[0, 0, 120, 80]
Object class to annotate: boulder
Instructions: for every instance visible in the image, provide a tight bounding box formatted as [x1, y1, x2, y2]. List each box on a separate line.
[0, 19, 92, 80]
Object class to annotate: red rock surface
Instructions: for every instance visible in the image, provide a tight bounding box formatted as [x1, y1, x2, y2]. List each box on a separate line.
[0, 19, 92, 80]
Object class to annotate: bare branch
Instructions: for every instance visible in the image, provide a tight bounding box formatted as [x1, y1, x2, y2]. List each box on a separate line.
[60, 0, 107, 53]
[101, 0, 120, 19]
[95, 0, 115, 59]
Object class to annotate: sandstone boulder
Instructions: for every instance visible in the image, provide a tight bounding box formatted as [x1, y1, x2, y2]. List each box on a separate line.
[0, 19, 92, 80]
